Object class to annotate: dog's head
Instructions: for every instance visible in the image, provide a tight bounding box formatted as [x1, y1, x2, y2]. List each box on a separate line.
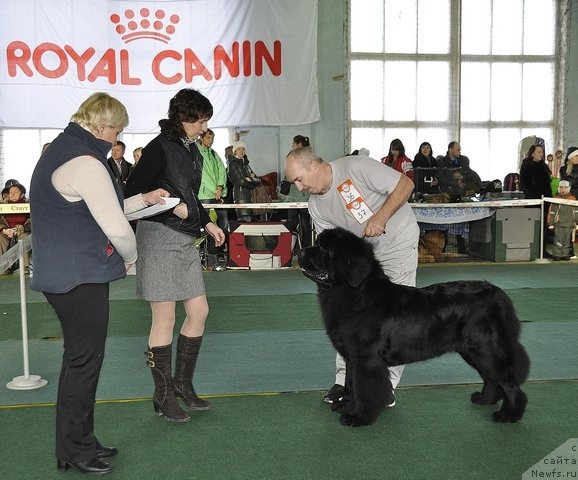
[298, 228, 377, 288]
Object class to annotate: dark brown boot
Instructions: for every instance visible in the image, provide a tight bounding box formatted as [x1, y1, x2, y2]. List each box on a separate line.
[145, 344, 190, 423]
[173, 334, 211, 411]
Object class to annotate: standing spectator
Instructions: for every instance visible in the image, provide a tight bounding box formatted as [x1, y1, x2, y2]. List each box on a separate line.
[227, 141, 261, 222]
[559, 146, 578, 198]
[412, 141, 440, 194]
[286, 135, 313, 248]
[520, 144, 552, 247]
[125, 88, 225, 423]
[107, 140, 132, 189]
[29, 92, 169, 474]
[520, 144, 551, 199]
[548, 180, 577, 260]
[291, 135, 310, 150]
[132, 147, 143, 165]
[284, 147, 419, 407]
[381, 138, 414, 180]
[197, 128, 229, 261]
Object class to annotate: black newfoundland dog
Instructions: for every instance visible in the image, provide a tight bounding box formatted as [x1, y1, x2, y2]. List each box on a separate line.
[298, 228, 530, 427]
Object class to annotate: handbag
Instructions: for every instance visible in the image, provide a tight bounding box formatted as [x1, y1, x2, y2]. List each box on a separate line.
[251, 185, 273, 215]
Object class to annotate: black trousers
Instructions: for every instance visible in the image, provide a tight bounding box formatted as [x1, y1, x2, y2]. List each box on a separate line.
[44, 283, 110, 462]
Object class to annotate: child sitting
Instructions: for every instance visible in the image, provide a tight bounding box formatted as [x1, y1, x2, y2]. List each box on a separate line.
[548, 180, 577, 260]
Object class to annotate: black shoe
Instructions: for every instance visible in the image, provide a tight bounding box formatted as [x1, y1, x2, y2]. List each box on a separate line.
[322, 384, 345, 404]
[95, 440, 118, 458]
[386, 393, 396, 408]
[57, 457, 112, 474]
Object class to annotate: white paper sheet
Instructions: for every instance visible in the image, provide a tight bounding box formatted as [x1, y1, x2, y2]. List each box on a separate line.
[125, 197, 179, 221]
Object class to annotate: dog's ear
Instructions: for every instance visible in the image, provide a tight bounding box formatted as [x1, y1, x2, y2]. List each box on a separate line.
[346, 252, 373, 288]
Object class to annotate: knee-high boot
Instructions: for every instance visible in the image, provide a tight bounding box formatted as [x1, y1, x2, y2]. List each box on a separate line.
[173, 334, 211, 411]
[145, 344, 190, 423]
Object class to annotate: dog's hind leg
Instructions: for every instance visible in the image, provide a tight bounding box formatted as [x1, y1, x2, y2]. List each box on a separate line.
[493, 342, 530, 423]
[493, 386, 528, 423]
[458, 352, 503, 405]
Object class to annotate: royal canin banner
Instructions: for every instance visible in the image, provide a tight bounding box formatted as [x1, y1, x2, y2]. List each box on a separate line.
[0, 0, 319, 132]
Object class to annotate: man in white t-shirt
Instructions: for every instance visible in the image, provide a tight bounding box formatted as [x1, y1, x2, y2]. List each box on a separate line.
[284, 147, 419, 407]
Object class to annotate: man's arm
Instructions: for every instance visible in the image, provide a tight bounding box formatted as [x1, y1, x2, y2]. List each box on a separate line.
[364, 174, 414, 237]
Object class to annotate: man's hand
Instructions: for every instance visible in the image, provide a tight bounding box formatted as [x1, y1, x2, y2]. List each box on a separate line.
[362, 220, 386, 237]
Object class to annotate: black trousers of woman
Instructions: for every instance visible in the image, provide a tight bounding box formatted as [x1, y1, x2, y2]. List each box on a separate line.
[44, 283, 110, 463]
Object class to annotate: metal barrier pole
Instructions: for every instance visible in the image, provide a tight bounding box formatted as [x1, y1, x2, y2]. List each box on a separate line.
[6, 238, 48, 390]
[534, 195, 551, 264]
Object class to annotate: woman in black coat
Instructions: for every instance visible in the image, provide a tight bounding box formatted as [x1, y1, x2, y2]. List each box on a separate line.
[520, 144, 551, 199]
[227, 141, 260, 221]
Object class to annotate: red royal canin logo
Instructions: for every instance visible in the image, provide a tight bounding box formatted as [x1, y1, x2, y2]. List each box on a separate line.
[110, 8, 180, 44]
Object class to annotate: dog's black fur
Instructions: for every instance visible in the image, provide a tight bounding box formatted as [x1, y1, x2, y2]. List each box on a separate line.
[299, 228, 530, 427]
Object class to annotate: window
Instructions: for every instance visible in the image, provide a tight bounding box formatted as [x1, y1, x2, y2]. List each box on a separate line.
[350, 0, 561, 181]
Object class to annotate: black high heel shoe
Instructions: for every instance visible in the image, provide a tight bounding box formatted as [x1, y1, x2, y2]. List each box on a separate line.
[95, 440, 118, 458]
[57, 457, 113, 474]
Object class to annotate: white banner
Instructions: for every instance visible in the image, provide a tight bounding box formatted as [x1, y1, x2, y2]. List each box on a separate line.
[0, 0, 319, 132]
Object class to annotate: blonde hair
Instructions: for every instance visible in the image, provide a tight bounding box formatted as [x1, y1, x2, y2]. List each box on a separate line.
[70, 92, 129, 131]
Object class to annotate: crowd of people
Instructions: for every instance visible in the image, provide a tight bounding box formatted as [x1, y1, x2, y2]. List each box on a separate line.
[376, 138, 483, 199]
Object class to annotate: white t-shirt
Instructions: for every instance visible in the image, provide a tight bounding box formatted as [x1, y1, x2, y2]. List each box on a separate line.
[308, 155, 419, 255]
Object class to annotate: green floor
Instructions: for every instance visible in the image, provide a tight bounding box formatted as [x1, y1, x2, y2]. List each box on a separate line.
[1, 263, 577, 479]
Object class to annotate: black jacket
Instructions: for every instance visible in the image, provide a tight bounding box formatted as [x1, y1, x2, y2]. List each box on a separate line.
[107, 157, 132, 187]
[520, 158, 551, 199]
[125, 120, 211, 237]
[227, 154, 260, 204]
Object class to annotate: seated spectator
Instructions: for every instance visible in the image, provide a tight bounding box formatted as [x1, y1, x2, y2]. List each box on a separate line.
[438, 141, 482, 196]
[381, 138, 414, 180]
[1, 182, 31, 274]
[413, 141, 440, 194]
[227, 142, 261, 222]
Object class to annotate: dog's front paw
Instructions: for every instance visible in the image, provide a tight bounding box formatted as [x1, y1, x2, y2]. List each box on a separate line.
[331, 398, 351, 413]
[471, 391, 485, 404]
[471, 391, 501, 405]
[339, 413, 368, 427]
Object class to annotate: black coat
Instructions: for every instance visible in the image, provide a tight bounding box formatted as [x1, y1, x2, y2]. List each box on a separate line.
[520, 158, 551, 199]
[227, 155, 260, 217]
[107, 157, 132, 187]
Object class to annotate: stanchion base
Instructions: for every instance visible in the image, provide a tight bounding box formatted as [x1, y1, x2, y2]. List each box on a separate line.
[533, 258, 552, 264]
[6, 375, 48, 390]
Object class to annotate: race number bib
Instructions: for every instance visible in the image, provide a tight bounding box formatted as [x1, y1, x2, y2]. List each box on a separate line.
[337, 179, 374, 224]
